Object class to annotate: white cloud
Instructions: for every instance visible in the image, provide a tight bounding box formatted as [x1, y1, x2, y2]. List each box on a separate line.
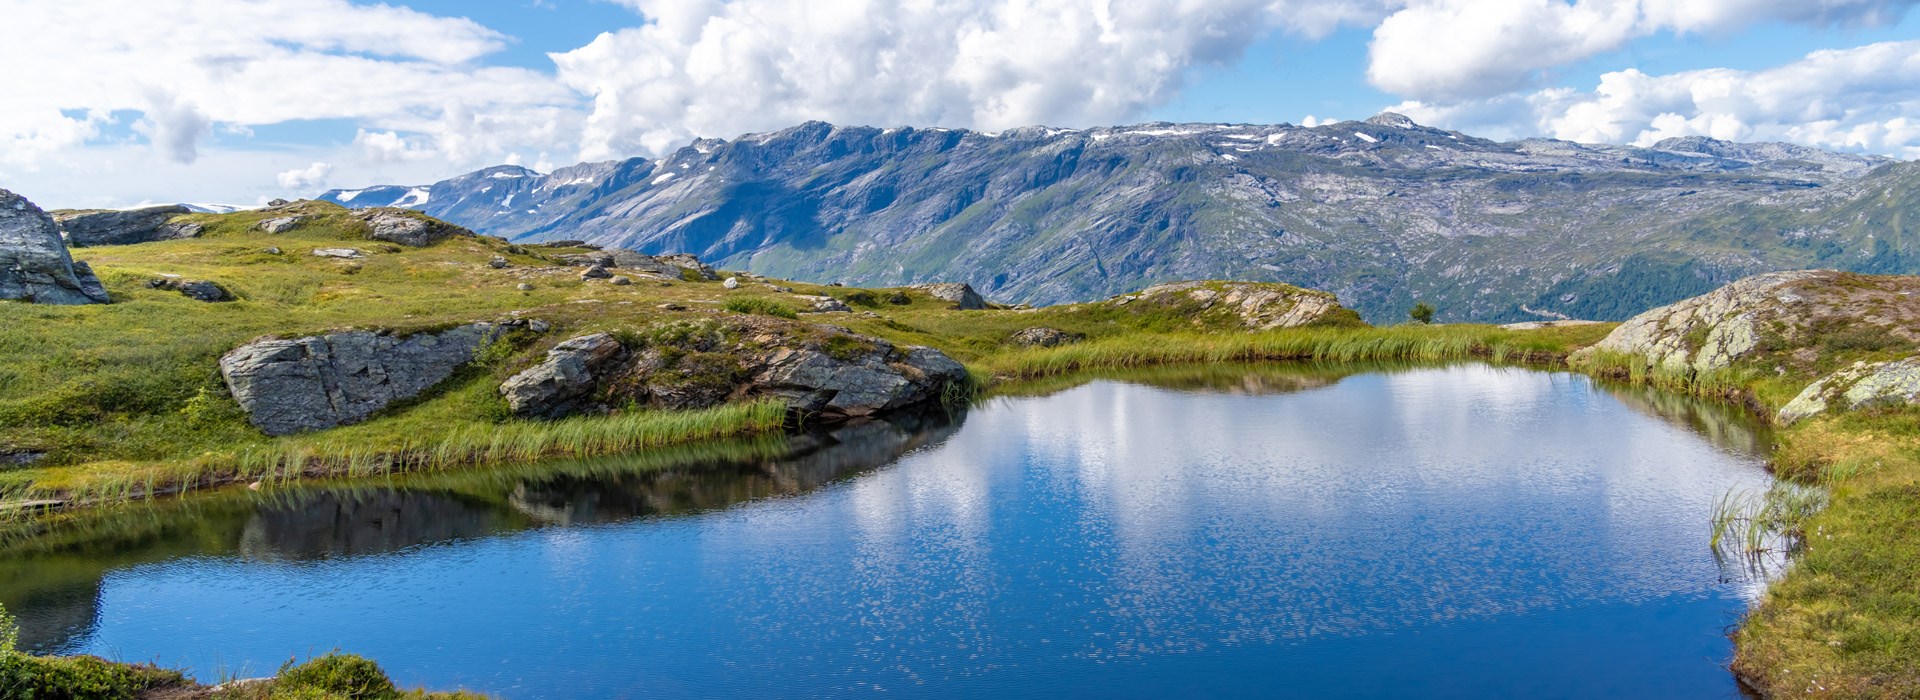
[1367, 0, 1919, 102]
[0, 0, 579, 175]
[1390, 39, 1920, 157]
[276, 161, 336, 190]
[552, 0, 1398, 159]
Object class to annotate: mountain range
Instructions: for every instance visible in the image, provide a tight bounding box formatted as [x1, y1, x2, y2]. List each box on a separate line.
[319, 113, 1919, 322]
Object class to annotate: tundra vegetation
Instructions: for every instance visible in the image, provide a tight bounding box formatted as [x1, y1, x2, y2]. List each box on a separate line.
[0, 201, 1915, 697]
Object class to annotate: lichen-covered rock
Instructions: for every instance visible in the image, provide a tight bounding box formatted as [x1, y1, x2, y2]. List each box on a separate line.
[502, 318, 968, 422]
[1572, 271, 1920, 375]
[0, 189, 110, 305]
[1010, 327, 1083, 347]
[53, 204, 198, 246]
[355, 208, 467, 247]
[1778, 357, 1920, 425]
[909, 282, 987, 310]
[312, 248, 363, 259]
[220, 323, 507, 435]
[1112, 281, 1356, 330]
[500, 333, 627, 418]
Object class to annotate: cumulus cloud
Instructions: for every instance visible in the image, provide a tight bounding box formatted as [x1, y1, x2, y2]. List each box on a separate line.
[1367, 0, 1919, 102]
[552, 0, 1398, 159]
[0, 0, 579, 173]
[1391, 39, 1920, 157]
[276, 161, 335, 190]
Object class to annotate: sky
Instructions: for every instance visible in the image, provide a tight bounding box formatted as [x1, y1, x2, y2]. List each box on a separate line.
[3, 0, 1918, 208]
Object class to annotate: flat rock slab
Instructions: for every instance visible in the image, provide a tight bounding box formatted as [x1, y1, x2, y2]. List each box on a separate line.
[221, 323, 504, 435]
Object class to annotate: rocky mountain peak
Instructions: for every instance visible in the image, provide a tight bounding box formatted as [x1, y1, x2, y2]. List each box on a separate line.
[1363, 112, 1420, 129]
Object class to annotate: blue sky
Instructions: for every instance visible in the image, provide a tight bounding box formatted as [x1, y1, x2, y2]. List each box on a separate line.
[4, 0, 1918, 207]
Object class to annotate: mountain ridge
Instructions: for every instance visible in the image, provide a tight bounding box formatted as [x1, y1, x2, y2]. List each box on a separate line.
[319, 114, 1915, 322]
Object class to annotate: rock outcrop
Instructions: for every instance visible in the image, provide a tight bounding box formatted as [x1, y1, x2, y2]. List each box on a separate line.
[499, 333, 626, 418]
[0, 189, 110, 305]
[910, 283, 987, 310]
[554, 250, 719, 280]
[355, 208, 466, 247]
[147, 277, 233, 302]
[501, 318, 968, 421]
[1572, 271, 1920, 374]
[1009, 327, 1083, 347]
[53, 204, 199, 246]
[221, 323, 511, 435]
[1498, 320, 1605, 330]
[1108, 281, 1357, 330]
[1778, 358, 1920, 425]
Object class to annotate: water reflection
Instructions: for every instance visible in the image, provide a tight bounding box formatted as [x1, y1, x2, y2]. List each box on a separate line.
[0, 364, 1775, 698]
[0, 408, 960, 653]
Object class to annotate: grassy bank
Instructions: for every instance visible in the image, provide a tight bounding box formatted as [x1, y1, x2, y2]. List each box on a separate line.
[0, 605, 483, 699]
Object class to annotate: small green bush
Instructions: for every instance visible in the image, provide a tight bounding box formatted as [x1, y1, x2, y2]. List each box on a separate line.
[1408, 302, 1435, 325]
[884, 291, 911, 305]
[274, 653, 399, 699]
[840, 290, 878, 307]
[721, 297, 798, 319]
[679, 268, 705, 283]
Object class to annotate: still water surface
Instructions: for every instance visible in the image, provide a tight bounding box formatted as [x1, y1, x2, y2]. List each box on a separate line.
[2, 364, 1775, 698]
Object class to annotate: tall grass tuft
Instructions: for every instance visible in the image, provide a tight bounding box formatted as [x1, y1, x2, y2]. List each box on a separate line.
[1710, 482, 1829, 564]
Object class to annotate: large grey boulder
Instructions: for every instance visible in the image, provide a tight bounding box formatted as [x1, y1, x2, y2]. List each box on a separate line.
[1572, 271, 1920, 374]
[500, 333, 626, 418]
[909, 283, 987, 310]
[1778, 357, 1920, 425]
[53, 204, 198, 246]
[221, 323, 506, 435]
[0, 189, 110, 305]
[355, 208, 466, 247]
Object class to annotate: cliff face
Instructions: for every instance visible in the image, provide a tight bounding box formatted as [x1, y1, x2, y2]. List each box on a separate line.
[319, 115, 1915, 322]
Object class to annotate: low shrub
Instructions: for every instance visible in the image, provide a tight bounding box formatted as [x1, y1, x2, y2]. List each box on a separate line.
[274, 653, 399, 699]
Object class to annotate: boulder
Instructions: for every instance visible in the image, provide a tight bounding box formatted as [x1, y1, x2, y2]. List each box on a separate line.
[264, 247, 283, 255]
[581, 265, 612, 280]
[220, 323, 508, 435]
[516, 283, 535, 291]
[1114, 281, 1356, 330]
[257, 216, 302, 234]
[488, 256, 509, 269]
[501, 318, 969, 422]
[797, 295, 851, 313]
[355, 208, 466, 247]
[1010, 327, 1083, 347]
[147, 277, 233, 302]
[723, 277, 740, 289]
[500, 333, 627, 418]
[909, 282, 987, 310]
[610, 276, 633, 286]
[0, 189, 110, 305]
[312, 248, 363, 259]
[1572, 271, 1920, 375]
[53, 204, 198, 246]
[1778, 358, 1920, 425]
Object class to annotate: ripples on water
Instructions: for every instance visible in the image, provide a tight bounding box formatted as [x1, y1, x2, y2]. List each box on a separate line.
[0, 364, 1774, 698]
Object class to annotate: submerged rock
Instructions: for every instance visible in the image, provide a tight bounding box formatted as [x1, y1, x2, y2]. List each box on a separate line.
[1009, 327, 1083, 347]
[501, 318, 968, 421]
[1778, 357, 1920, 425]
[53, 204, 199, 246]
[909, 282, 987, 310]
[1573, 270, 1920, 375]
[0, 189, 110, 305]
[220, 323, 508, 435]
